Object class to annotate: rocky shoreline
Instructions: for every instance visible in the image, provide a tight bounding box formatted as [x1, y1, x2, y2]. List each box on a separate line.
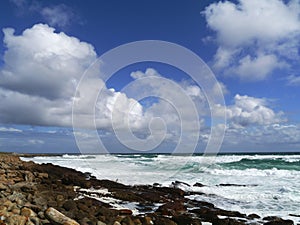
[0, 154, 295, 225]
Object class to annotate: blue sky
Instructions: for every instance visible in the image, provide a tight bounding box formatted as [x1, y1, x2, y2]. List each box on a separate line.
[0, 0, 300, 153]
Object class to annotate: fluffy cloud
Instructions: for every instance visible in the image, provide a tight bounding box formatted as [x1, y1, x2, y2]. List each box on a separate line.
[203, 0, 300, 80]
[0, 24, 202, 148]
[0, 23, 295, 152]
[1, 24, 96, 100]
[226, 94, 285, 127]
[0, 24, 144, 130]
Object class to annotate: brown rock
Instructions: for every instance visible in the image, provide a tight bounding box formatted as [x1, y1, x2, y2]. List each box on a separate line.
[0, 183, 7, 191]
[118, 209, 133, 215]
[113, 222, 121, 225]
[173, 214, 194, 224]
[6, 214, 27, 225]
[63, 200, 77, 211]
[56, 194, 64, 202]
[141, 216, 153, 225]
[24, 171, 35, 182]
[45, 207, 80, 225]
[155, 217, 177, 225]
[97, 221, 107, 225]
[3, 200, 14, 210]
[11, 207, 21, 214]
[121, 216, 135, 225]
[21, 207, 37, 217]
[37, 173, 49, 179]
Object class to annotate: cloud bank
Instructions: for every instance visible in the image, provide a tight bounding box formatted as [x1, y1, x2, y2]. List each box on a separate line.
[0, 23, 296, 152]
[203, 0, 300, 81]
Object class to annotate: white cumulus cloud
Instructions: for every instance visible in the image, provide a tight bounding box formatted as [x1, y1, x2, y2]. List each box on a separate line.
[0, 24, 144, 130]
[203, 0, 300, 80]
[226, 94, 285, 127]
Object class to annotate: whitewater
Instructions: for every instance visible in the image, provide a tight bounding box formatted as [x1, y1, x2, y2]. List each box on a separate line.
[22, 154, 300, 223]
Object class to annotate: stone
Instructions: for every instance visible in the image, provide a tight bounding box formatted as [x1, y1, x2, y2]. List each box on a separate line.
[33, 197, 48, 208]
[193, 182, 206, 187]
[155, 217, 177, 225]
[141, 217, 153, 225]
[26, 220, 35, 225]
[24, 171, 35, 182]
[56, 194, 64, 202]
[38, 211, 45, 219]
[6, 214, 27, 225]
[3, 200, 14, 210]
[29, 217, 40, 225]
[248, 213, 260, 219]
[37, 173, 48, 179]
[121, 216, 135, 225]
[133, 218, 142, 225]
[97, 221, 107, 225]
[0, 183, 7, 191]
[118, 209, 133, 215]
[156, 200, 186, 216]
[45, 207, 80, 225]
[63, 200, 77, 211]
[21, 207, 37, 217]
[12, 208, 21, 214]
[173, 214, 193, 224]
[263, 218, 293, 225]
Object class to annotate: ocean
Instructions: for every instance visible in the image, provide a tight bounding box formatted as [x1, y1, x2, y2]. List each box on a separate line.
[22, 153, 300, 223]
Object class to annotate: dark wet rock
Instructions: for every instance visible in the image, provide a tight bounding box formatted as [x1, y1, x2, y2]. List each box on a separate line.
[289, 213, 300, 217]
[213, 218, 248, 225]
[263, 216, 293, 225]
[154, 217, 177, 225]
[156, 200, 186, 216]
[218, 183, 258, 187]
[172, 180, 190, 187]
[63, 200, 78, 211]
[193, 182, 206, 187]
[248, 213, 261, 219]
[172, 214, 194, 224]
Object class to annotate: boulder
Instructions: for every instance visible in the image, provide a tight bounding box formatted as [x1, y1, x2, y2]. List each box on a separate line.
[45, 207, 80, 225]
[156, 200, 186, 216]
[21, 207, 37, 217]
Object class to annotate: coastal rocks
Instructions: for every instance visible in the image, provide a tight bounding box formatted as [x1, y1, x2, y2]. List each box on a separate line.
[156, 200, 186, 216]
[6, 215, 27, 225]
[193, 182, 206, 187]
[45, 207, 80, 225]
[0, 154, 296, 225]
[263, 216, 293, 225]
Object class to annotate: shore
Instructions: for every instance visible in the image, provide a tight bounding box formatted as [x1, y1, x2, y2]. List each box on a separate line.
[0, 154, 294, 225]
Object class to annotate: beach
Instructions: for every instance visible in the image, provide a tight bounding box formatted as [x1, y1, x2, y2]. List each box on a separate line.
[0, 153, 296, 225]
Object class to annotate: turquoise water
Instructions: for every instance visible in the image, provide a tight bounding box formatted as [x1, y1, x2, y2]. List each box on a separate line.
[220, 157, 300, 171]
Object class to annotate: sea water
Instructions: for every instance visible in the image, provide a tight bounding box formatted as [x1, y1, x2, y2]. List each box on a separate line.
[22, 154, 300, 223]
